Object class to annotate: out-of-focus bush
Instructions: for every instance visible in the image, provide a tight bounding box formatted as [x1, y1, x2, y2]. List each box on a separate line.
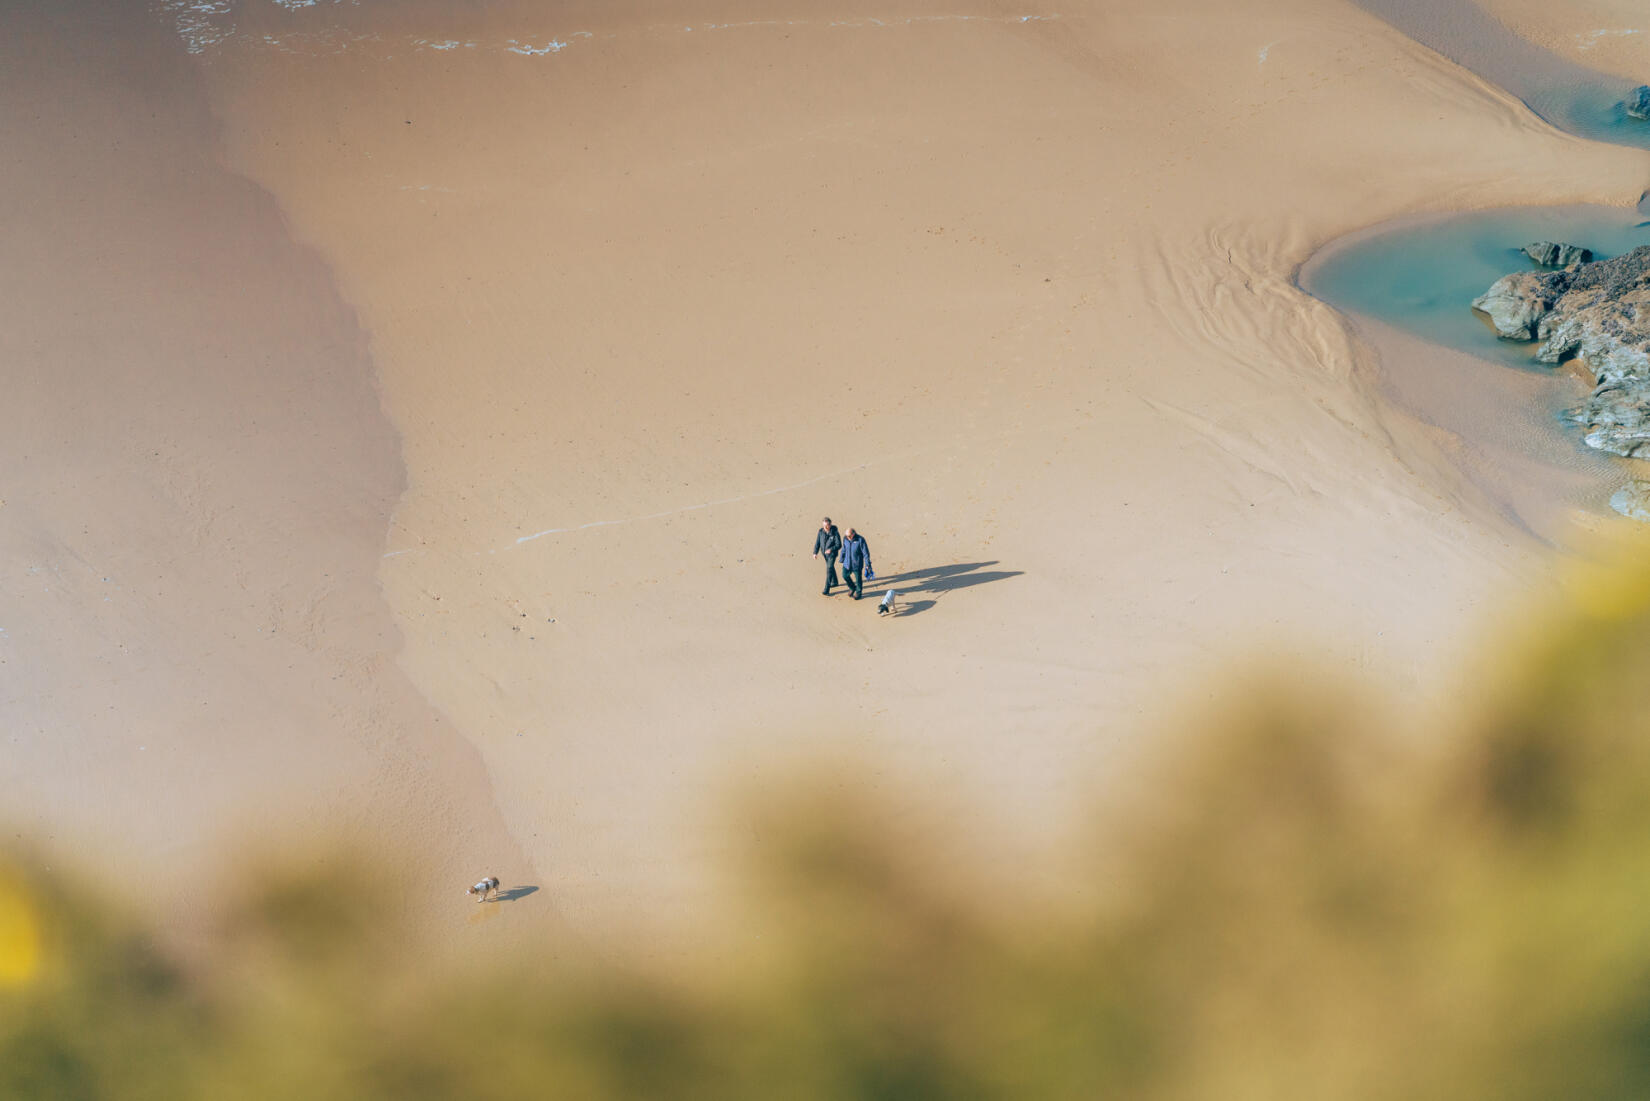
[0, 856, 200, 1101]
[9, 562, 1650, 1098]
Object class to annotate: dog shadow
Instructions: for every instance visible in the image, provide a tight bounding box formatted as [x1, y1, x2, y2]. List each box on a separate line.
[493, 885, 539, 903]
[891, 599, 937, 617]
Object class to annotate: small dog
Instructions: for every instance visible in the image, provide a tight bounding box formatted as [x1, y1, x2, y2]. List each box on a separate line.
[878, 589, 896, 616]
[467, 875, 501, 902]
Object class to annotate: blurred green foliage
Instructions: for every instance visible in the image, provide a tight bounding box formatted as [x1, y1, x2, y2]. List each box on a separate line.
[8, 566, 1650, 1098]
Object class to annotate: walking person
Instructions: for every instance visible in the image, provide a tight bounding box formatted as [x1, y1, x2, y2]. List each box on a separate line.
[840, 527, 871, 600]
[812, 517, 842, 595]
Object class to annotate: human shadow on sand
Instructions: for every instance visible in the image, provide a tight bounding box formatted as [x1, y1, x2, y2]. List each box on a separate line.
[493, 885, 539, 903]
[862, 561, 1022, 616]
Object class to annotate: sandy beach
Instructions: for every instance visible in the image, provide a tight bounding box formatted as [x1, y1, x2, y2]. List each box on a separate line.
[7, 0, 1649, 956]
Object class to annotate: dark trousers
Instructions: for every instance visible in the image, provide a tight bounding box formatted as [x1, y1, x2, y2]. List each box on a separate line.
[843, 565, 863, 598]
[822, 554, 839, 593]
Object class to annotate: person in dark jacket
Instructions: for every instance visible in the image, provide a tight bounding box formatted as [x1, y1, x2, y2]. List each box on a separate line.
[840, 528, 871, 599]
[812, 517, 842, 595]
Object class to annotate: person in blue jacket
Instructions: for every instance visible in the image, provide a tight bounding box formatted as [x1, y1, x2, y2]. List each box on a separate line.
[840, 527, 872, 600]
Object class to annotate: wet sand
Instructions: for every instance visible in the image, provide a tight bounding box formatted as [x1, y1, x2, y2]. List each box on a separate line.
[1483, 0, 1649, 81]
[1319, 309, 1618, 546]
[1354, 0, 1650, 148]
[0, 0, 552, 955]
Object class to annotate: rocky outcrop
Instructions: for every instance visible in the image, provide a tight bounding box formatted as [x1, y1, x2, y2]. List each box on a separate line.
[1472, 268, 1570, 340]
[1626, 85, 1650, 121]
[1523, 241, 1593, 267]
[1474, 245, 1650, 459]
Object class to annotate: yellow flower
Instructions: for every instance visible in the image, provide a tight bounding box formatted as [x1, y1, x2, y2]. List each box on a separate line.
[0, 869, 40, 987]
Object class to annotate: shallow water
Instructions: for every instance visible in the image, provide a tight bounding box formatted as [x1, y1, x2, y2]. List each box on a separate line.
[1353, 0, 1650, 151]
[1304, 204, 1650, 371]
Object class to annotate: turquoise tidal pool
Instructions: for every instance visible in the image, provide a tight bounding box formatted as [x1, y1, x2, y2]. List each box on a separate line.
[1302, 205, 1650, 371]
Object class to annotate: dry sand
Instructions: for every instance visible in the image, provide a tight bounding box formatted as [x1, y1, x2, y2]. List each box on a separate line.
[8, 0, 1649, 956]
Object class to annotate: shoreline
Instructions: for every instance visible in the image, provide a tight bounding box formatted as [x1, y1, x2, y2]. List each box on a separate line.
[1353, 0, 1650, 150]
[1481, 0, 1650, 83]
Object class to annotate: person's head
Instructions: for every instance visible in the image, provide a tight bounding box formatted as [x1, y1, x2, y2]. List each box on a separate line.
[846, 528, 856, 539]
[821, 517, 832, 529]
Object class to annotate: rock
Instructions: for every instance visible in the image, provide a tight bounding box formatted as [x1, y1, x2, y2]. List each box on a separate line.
[1472, 269, 1572, 340]
[1610, 480, 1650, 522]
[1523, 241, 1593, 267]
[1625, 85, 1650, 121]
[1478, 245, 1650, 459]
